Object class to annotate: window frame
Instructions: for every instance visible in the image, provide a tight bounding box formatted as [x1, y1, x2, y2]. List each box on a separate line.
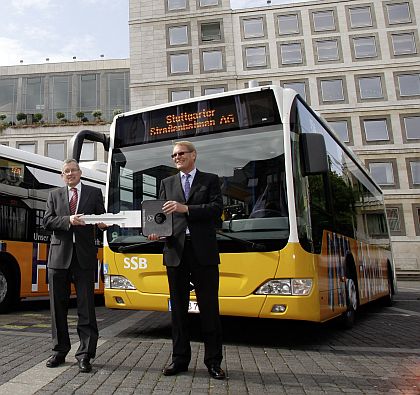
[200, 48, 225, 73]
[318, 77, 348, 104]
[167, 51, 193, 75]
[166, 0, 188, 12]
[406, 157, 420, 188]
[199, 20, 224, 44]
[45, 140, 66, 161]
[365, 158, 399, 189]
[241, 15, 267, 40]
[350, 34, 379, 60]
[346, 5, 375, 29]
[276, 12, 301, 36]
[325, 117, 353, 145]
[169, 88, 193, 102]
[401, 113, 420, 143]
[243, 44, 270, 70]
[356, 74, 386, 101]
[395, 72, 420, 99]
[281, 79, 310, 103]
[278, 41, 305, 66]
[360, 116, 393, 144]
[314, 38, 342, 63]
[386, 204, 406, 236]
[384, 1, 414, 26]
[389, 30, 418, 57]
[310, 9, 337, 33]
[167, 23, 191, 47]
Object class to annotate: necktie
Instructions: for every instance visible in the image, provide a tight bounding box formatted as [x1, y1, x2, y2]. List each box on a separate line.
[69, 187, 78, 215]
[184, 174, 191, 200]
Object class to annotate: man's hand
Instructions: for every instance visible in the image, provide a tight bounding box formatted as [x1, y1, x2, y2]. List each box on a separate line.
[162, 200, 188, 215]
[97, 222, 108, 230]
[70, 214, 86, 226]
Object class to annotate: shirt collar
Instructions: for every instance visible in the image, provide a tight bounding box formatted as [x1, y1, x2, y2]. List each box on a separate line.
[68, 182, 81, 192]
[180, 168, 197, 178]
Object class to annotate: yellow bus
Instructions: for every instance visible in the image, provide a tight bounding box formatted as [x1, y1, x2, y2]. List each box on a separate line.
[0, 145, 106, 312]
[72, 85, 396, 327]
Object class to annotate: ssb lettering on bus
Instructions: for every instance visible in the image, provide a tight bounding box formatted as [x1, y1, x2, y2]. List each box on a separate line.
[123, 257, 148, 270]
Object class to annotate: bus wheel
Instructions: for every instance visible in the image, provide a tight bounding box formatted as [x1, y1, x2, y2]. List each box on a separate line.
[341, 277, 358, 329]
[0, 264, 15, 313]
[382, 274, 393, 307]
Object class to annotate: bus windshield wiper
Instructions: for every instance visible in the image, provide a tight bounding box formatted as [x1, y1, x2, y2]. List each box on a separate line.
[117, 239, 163, 253]
[216, 230, 265, 251]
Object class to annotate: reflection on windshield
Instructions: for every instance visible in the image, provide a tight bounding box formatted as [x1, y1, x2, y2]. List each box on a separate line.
[108, 126, 289, 252]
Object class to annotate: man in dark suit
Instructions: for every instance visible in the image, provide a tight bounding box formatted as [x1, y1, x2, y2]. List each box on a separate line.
[43, 159, 106, 373]
[148, 141, 225, 380]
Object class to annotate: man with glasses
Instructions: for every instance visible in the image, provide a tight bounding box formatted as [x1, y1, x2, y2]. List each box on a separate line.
[148, 141, 225, 380]
[43, 159, 106, 373]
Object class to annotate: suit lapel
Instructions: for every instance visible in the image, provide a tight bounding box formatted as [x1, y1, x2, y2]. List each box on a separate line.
[58, 187, 71, 215]
[77, 183, 90, 214]
[187, 170, 201, 202]
[173, 175, 186, 202]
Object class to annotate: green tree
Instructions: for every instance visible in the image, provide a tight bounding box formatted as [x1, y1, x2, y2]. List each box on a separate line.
[92, 110, 102, 122]
[56, 112, 65, 122]
[0, 114, 6, 122]
[16, 113, 27, 123]
[113, 109, 123, 117]
[75, 111, 85, 121]
[33, 113, 43, 123]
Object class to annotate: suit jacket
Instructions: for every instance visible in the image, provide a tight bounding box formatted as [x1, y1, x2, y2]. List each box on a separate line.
[43, 183, 105, 270]
[159, 170, 222, 267]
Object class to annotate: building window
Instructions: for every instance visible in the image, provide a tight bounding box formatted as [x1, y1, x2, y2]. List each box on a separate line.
[202, 50, 223, 72]
[353, 36, 377, 58]
[368, 162, 396, 186]
[277, 13, 300, 35]
[244, 46, 268, 68]
[80, 142, 95, 161]
[80, 74, 98, 111]
[312, 10, 336, 32]
[108, 72, 129, 118]
[17, 143, 36, 154]
[319, 78, 345, 103]
[0, 78, 17, 122]
[328, 120, 350, 143]
[203, 86, 225, 95]
[46, 141, 65, 160]
[169, 52, 191, 74]
[282, 81, 308, 102]
[199, 0, 218, 6]
[348, 6, 373, 28]
[51, 76, 70, 121]
[412, 204, 420, 235]
[167, 0, 187, 11]
[386, 205, 405, 235]
[315, 39, 339, 61]
[279, 42, 303, 65]
[168, 25, 189, 46]
[407, 159, 420, 187]
[386, 2, 411, 25]
[200, 21, 222, 43]
[363, 118, 389, 141]
[397, 73, 420, 97]
[403, 115, 420, 141]
[390, 32, 417, 55]
[25, 76, 44, 113]
[358, 76, 384, 100]
[242, 17, 265, 39]
[170, 89, 192, 101]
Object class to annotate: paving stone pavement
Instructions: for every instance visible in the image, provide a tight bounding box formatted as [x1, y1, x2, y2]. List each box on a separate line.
[0, 281, 418, 394]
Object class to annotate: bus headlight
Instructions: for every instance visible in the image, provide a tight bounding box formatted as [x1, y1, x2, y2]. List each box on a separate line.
[104, 275, 136, 290]
[255, 279, 312, 295]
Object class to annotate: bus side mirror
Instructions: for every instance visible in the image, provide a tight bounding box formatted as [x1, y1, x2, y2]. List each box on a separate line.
[300, 133, 328, 176]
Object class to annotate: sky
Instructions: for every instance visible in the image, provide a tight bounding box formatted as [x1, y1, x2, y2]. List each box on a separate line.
[0, 0, 307, 67]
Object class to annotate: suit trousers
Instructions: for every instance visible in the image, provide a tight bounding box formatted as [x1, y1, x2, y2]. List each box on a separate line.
[48, 245, 98, 360]
[166, 239, 223, 367]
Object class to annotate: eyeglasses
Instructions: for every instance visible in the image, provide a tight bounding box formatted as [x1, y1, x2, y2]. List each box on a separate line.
[62, 168, 80, 175]
[171, 151, 192, 159]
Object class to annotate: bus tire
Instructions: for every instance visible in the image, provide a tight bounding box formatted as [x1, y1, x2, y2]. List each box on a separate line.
[381, 268, 394, 307]
[0, 263, 17, 313]
[340, 277, 358, 329]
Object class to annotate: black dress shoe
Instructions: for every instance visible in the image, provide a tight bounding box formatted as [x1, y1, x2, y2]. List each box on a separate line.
[78, 358, 92, 373]
[46, 355, 65, 368]
[162, 363, 188, 376]
[208, 365, 226, 380]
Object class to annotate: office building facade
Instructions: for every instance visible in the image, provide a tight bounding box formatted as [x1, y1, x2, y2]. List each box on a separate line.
[130, 0, 420, 274]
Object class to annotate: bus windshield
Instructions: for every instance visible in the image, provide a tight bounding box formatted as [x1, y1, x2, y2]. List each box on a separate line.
[107, 90, 289, 252]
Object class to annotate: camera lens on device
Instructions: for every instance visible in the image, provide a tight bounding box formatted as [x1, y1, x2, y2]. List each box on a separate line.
[154, 213, 166, 224]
